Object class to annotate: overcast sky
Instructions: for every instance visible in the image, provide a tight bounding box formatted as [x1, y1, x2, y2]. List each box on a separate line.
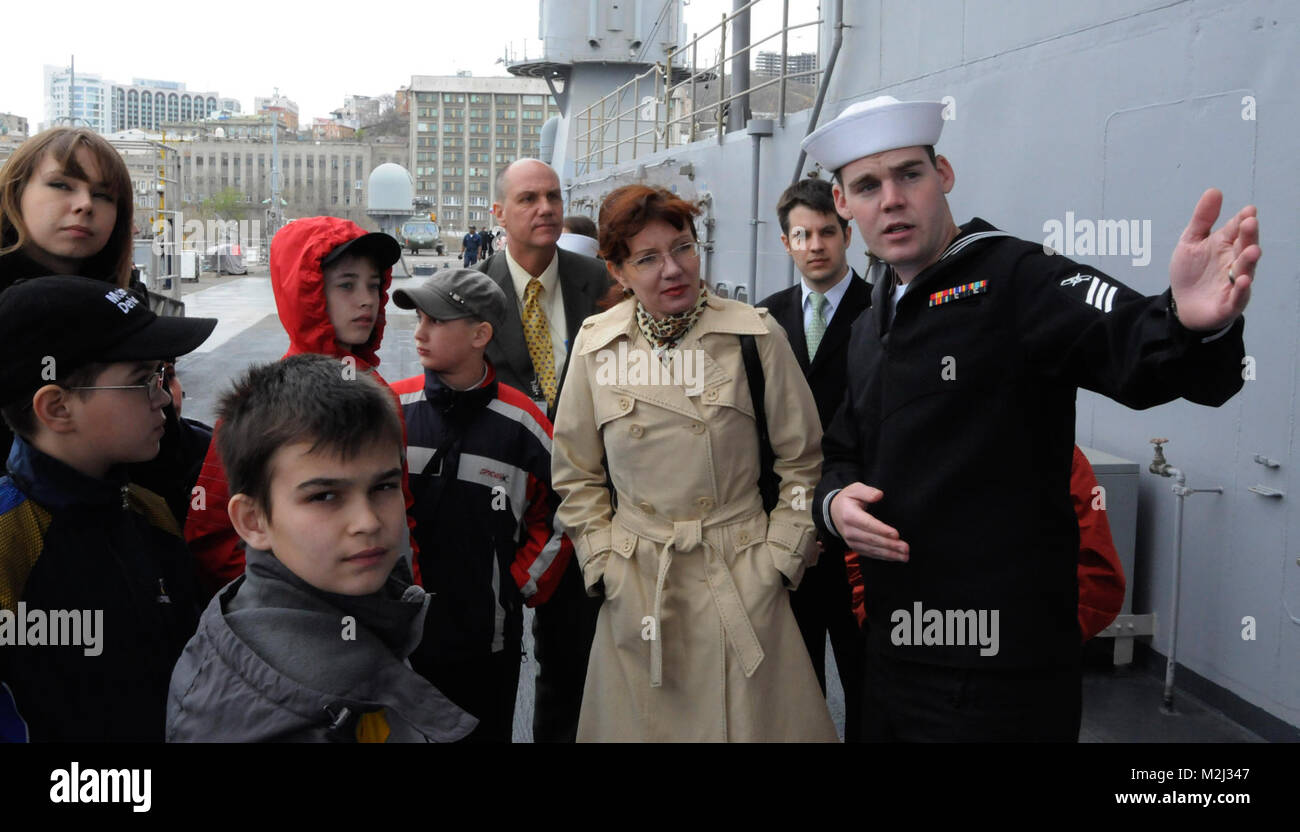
[2, 0, 820, 128]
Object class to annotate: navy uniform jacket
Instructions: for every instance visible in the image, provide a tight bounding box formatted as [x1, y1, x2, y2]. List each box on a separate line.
[813, 219, 1246, 669]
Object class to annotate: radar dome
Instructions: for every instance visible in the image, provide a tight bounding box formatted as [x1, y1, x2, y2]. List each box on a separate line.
[367, 163, 415, 213]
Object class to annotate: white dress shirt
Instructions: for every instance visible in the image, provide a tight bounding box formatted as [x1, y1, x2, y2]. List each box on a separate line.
[504, 246, 569, 376]
[799, 266, 854, 334]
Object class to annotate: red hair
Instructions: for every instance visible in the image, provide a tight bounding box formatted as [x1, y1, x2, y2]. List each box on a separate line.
[597, 185, 700, 265]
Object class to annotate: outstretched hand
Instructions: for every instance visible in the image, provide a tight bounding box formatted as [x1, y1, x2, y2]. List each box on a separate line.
[829, 483, 909, 562]
[1168, 188, 1260, 331]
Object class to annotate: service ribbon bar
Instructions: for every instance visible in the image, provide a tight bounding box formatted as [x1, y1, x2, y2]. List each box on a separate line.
[929, 279, 988, 307]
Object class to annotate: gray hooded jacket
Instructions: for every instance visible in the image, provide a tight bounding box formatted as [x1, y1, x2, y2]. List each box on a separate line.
[166, 547, 477, 742]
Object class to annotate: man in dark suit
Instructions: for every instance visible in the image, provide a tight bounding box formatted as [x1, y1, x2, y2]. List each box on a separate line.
[758, 176, 871, 741]
[477, 158, 608, 742]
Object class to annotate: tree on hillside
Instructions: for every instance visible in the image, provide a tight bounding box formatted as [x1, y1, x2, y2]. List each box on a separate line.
[199, 187, 249, 222]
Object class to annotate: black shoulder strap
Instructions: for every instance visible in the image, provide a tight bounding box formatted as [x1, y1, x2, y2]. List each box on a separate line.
[739, 335, 779, 512]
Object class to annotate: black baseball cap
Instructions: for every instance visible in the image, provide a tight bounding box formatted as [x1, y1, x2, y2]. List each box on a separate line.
[0, 276, 218, 405]
[392, 268, 507, 332]
[321, 232, 402, 270]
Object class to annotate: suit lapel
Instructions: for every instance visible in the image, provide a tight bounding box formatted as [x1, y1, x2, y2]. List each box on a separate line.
[808, 269, 871, 374]
[777, 285, 811, 374]
[556, 248, 601, 342]
[482, 253, 535, 387]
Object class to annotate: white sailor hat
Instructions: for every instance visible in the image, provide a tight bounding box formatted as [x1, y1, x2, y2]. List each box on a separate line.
[801, 95, 946, 173]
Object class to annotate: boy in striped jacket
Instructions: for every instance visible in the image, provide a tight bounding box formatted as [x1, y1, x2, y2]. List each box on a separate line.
[390, 268, 573, 743]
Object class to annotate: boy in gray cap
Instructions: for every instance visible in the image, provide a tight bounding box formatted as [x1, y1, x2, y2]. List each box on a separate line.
[390, 269, 574, 742]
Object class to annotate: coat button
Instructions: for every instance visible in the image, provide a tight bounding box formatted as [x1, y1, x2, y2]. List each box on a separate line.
[690, 422, 706, 434]
[637, 502, 655, 515]
[704, 389, 718, 402]
[629, 424, 644, 438]
[618, 397, 632, 411]
[621, 537, 634, 552]
[738, 530, 750, 545]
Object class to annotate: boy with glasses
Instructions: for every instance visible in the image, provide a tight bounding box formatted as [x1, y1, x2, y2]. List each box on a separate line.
[0, 276, 216, 741]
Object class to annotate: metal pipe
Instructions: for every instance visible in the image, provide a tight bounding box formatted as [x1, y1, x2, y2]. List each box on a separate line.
[1148, 439, 1224, 712]
[728, 0, 751, 133]
[1163, 467, 1186, 711]
[749, 134, 761, 296]
[779, 0, 790, 126]
[717, 13, 726, 144]
[790, 0, 845, 186]
[747, 119, 773, 301]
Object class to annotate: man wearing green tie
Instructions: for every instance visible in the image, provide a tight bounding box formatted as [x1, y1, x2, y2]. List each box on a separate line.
[758, 176, 872, 740]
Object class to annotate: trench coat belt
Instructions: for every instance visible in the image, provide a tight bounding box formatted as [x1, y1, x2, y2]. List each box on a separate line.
[613, 500, 766, 688]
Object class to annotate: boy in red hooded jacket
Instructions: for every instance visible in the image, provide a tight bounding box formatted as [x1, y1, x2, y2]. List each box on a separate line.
[185, 218, 422, 595]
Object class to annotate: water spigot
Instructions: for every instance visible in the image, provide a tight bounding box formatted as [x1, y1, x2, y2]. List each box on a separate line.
[1149, 437, 1171, 476]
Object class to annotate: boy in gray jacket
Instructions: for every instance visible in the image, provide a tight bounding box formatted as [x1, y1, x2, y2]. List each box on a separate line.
[166, 354, 476, 742]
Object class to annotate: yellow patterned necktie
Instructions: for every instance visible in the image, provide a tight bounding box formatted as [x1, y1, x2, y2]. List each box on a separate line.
[523, 277, 557, 408]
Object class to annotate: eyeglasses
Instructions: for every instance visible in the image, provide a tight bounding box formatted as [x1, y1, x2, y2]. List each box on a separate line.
[626, 241, 701, 275]
[67, 367, 173, 405]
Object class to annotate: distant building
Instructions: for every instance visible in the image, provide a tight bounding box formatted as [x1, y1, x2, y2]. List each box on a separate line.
[161, 115, 296, 142]
[0, 114, 28, 168]
[43, 65, 111, 132]
[175, 131, 408, 229]
[311, 118, 357, 141]
[112, 78, 220, 132]
[406, 74, 560, 231]
[218, 97, 242, 114]
[754, 51, 817, 79]
[255, 94, 300, 131]
[43, 66, 222, 133]
[332, 95, 384, 130]
[0, 113, 28, 140]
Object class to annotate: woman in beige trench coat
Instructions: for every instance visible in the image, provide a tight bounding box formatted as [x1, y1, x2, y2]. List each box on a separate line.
[551, 185, 838, 742]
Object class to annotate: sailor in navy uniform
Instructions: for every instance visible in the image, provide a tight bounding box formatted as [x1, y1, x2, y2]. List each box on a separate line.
[804, 95, 1261, 741]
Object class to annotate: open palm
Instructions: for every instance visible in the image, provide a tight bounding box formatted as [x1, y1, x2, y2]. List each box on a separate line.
[1168, 188, 1260, 331]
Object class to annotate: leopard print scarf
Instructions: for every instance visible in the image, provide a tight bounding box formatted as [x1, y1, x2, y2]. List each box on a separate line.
[635, 285, 709, 350]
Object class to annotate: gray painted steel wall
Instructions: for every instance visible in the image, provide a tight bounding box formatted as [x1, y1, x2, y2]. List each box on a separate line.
[560, 0, 1299, 729]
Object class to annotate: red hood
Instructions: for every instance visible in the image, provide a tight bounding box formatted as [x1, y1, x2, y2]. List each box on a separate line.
[269, 217, 391, 368]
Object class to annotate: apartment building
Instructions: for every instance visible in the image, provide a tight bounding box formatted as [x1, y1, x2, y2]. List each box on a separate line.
[406, 74, 560, 230]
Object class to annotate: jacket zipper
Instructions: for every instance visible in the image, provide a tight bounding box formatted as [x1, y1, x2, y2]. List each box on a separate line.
[120, 484, 173, 606]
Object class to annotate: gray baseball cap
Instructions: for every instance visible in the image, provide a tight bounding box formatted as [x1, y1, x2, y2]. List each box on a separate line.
[392, 268, 507, 331]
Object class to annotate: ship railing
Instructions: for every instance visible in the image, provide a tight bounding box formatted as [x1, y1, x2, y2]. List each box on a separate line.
[575, 0, 823, 175]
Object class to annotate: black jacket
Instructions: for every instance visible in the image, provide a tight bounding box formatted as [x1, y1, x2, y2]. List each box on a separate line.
[397, 365, 571, 666]
[475, 247, 610, 417]
[0, 436, 200, 741]
[813, 220, 1246, 669]
[758, 269, 873, 429]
